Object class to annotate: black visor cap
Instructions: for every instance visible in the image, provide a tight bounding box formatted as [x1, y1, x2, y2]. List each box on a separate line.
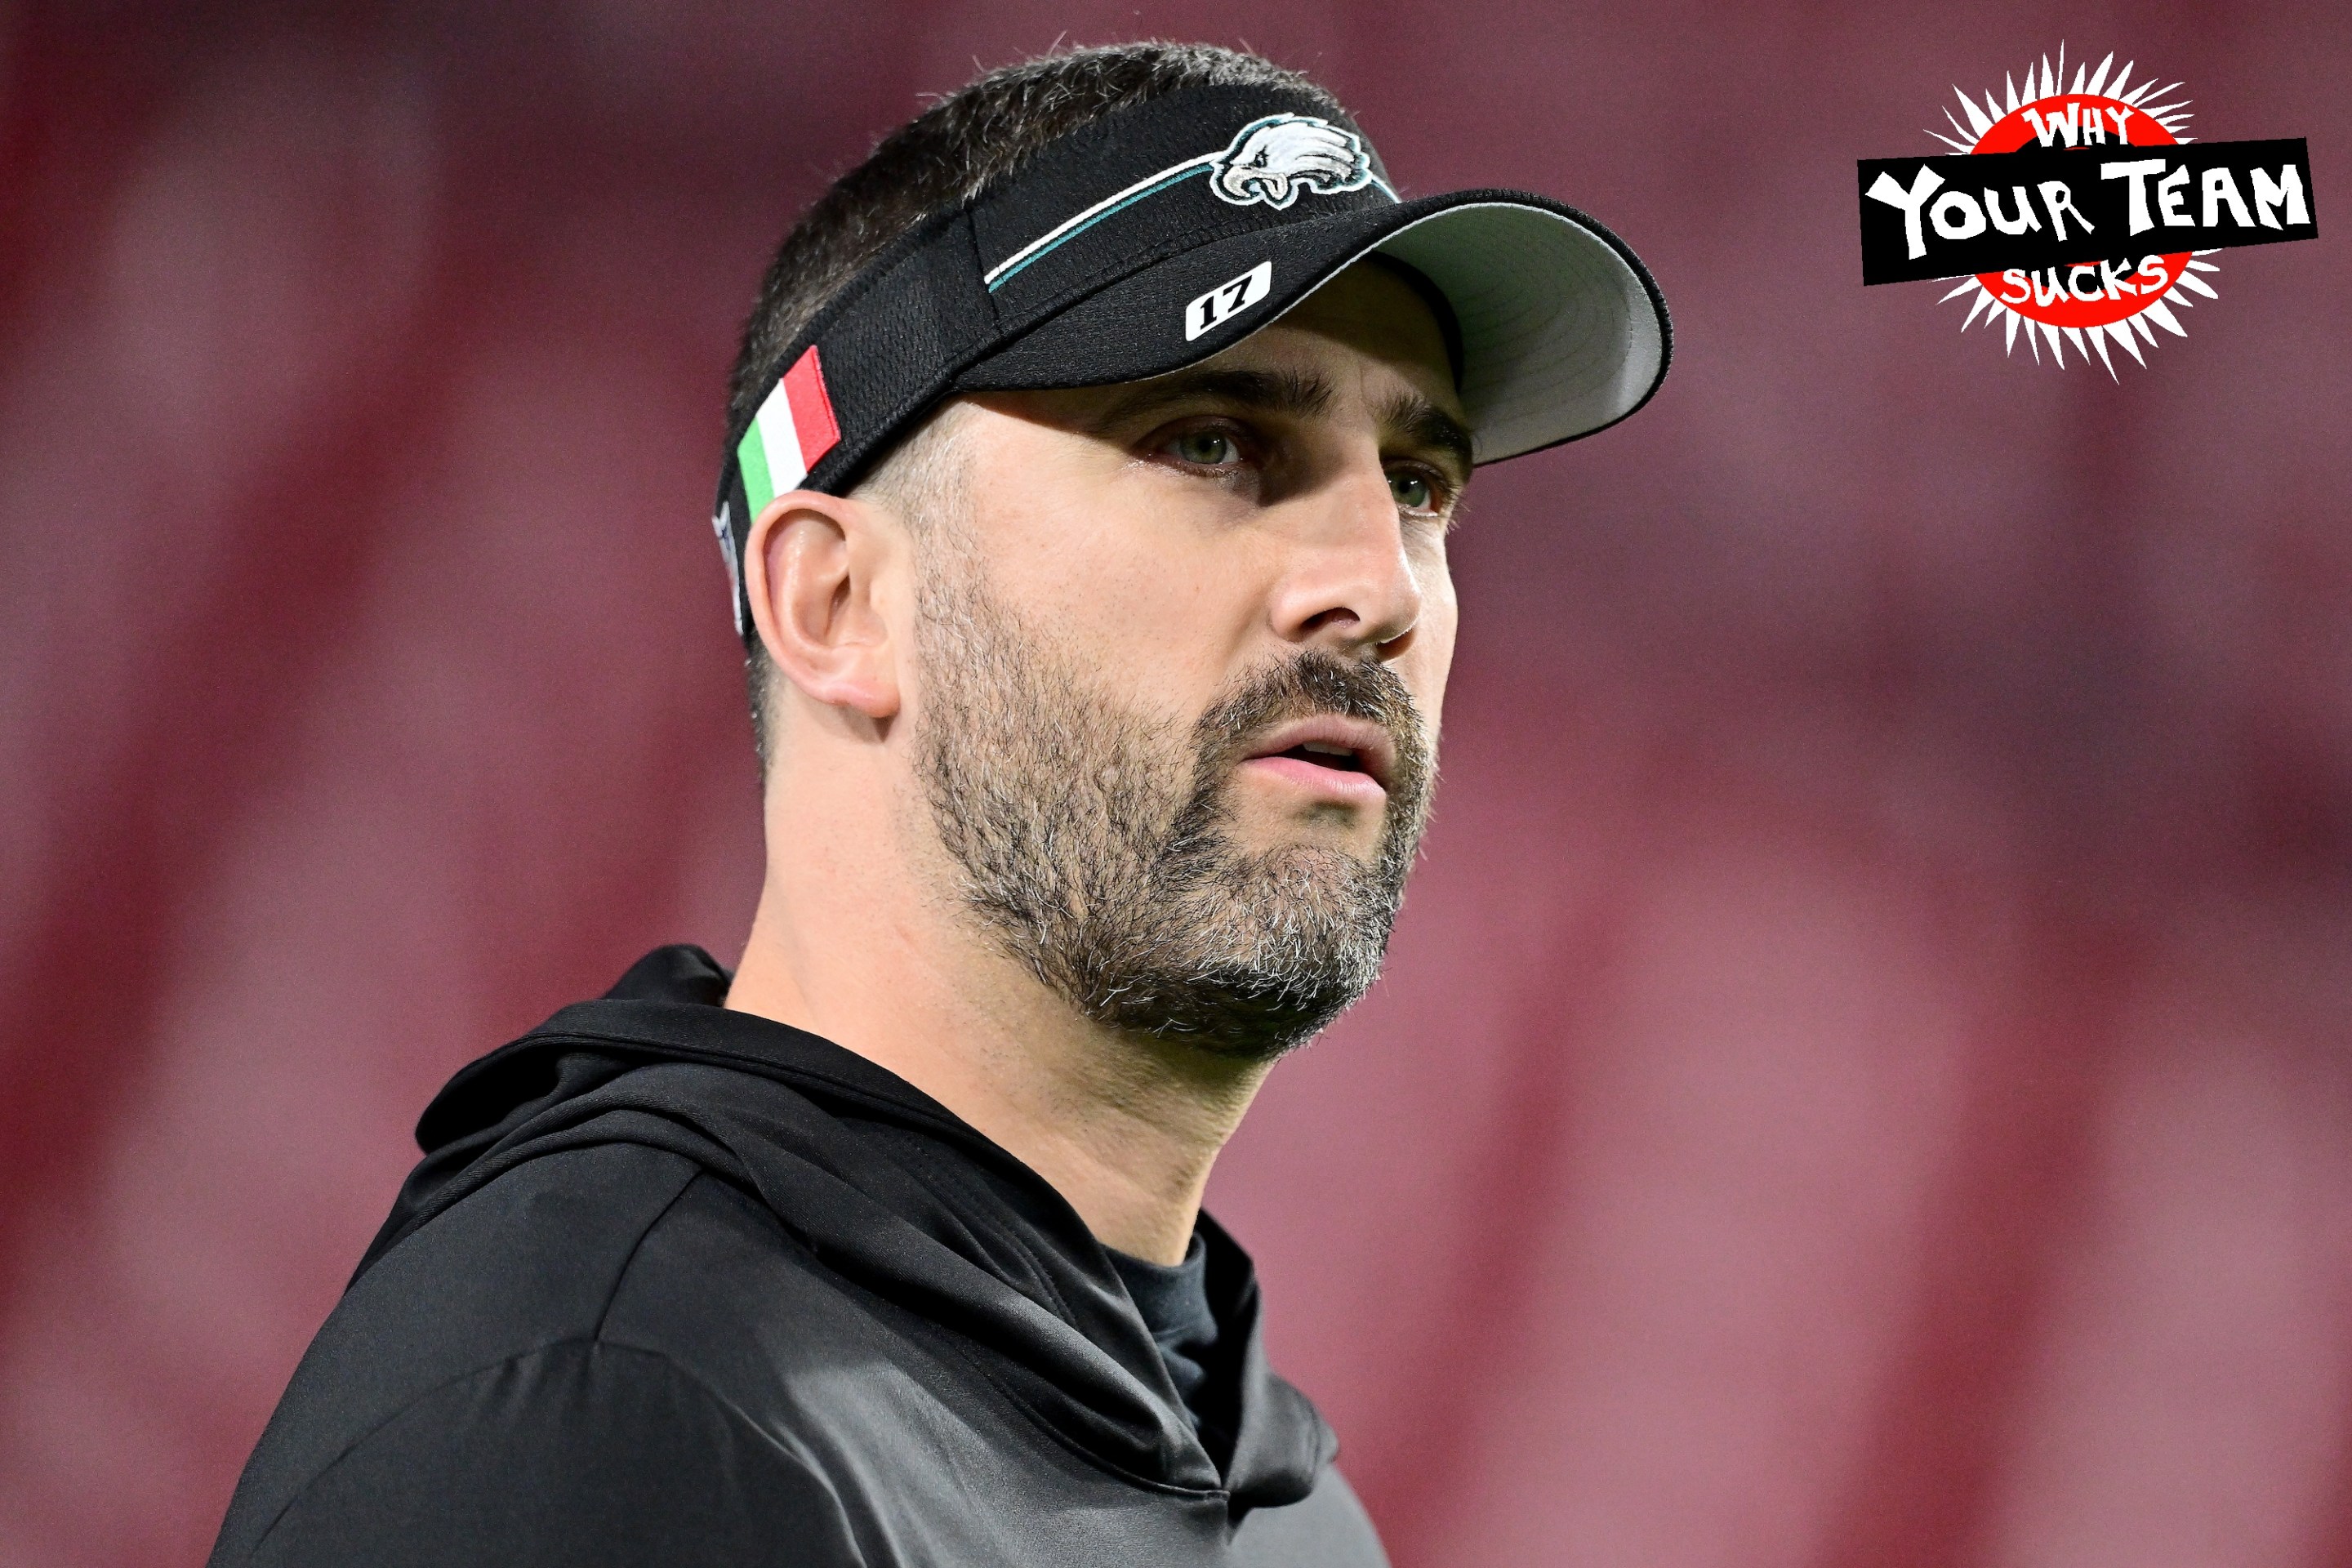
[955, 187, 1669, 464]
[715, 82, 1670, 634]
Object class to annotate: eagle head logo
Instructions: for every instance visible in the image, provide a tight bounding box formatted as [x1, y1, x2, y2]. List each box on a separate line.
[1209, 115, 1374, 209]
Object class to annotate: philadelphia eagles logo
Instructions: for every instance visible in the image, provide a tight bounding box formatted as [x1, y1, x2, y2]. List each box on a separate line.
[1209, 115, 1374, 208]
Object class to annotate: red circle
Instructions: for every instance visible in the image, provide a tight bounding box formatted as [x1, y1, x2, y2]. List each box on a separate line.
[1966, 95, 2191, 329]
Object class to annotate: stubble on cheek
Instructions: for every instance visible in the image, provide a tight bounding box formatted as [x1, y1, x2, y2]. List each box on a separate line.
[911, 542, 1437, 1059]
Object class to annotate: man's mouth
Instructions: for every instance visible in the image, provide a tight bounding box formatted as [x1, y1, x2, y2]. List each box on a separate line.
[1239, 717, 1396, 801]
[1275, 741, 1370, 773]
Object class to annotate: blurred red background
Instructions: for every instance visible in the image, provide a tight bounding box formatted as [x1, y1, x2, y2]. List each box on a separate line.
[3, 3, 2348, 1564]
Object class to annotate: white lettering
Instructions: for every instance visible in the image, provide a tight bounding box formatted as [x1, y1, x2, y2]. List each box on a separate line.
[2158, 165, 2193, 225]
[1984, 186, 2042, 235]
[1866, 165, 1947, 260]
[2038, 180, 2096, 243]
[2134, 256, 2171, 290]
[2032, 269, 2069, 308]
[2105, 106, 2136, 139]
[2201, 167, 2254, 227]
[2024, 103, 2082, 147]
[1998, 268, 2033, 305]
[2248, 165, 2309, 229]
[2067, 264, 2105, 302]
[2101, 158, 2169, 235]
[1930, 189, 1987, 240]
[2097, 257, 2140, 298]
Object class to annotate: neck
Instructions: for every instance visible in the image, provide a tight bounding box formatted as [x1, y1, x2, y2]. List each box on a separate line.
[725, 786, 1269, 1266]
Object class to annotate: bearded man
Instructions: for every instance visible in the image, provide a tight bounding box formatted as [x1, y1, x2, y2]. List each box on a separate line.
[209, 40, 1667, 1568]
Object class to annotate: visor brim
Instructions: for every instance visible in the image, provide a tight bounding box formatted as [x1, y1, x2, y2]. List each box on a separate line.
[956, 189, 1670, 464]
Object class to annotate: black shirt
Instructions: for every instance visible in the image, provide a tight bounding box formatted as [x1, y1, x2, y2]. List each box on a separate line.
[207, 947, 1388, 1567]
[1109, 1236, 1223, 1431]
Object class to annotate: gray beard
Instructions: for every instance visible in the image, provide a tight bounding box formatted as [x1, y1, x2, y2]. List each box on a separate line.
[913, 546, 1435, 1062]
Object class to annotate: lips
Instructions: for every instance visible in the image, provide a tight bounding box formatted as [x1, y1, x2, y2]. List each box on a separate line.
[1241, 715, 1396, 793]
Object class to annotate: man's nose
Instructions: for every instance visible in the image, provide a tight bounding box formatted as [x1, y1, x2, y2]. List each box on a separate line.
[1264, 461, 1425, 660]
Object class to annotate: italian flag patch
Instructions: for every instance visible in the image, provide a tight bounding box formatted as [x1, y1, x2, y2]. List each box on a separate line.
[737, 346, 841, 511]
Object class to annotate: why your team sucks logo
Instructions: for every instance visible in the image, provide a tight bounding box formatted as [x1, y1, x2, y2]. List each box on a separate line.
[1854, 45, 2315, 373]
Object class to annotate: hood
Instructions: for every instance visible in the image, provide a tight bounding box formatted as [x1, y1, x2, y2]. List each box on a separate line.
[359, 945, 1336, 1515]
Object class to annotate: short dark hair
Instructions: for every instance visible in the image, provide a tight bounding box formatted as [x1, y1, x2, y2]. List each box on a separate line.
[732, 42, 1346, 768]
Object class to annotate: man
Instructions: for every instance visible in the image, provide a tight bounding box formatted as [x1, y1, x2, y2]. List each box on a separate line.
[208, 41, 1667, 1568]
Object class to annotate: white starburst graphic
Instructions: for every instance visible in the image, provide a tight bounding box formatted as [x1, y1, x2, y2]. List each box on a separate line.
[1927, 45, 2216, 376]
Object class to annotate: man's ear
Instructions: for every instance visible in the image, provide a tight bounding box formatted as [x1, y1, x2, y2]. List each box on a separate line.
[743, 489, 902, 726]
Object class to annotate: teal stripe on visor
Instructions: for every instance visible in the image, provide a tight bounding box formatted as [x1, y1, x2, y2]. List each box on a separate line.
[987, 166, 1214, 292]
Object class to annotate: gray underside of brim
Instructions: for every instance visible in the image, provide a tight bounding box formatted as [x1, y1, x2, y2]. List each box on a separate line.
[1368, 203, 1664, 463]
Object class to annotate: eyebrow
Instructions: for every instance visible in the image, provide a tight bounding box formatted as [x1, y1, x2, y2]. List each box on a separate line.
[1097, 366, 1477, 481]
[1383, 390, 1475, 481]
[1098, 366, 1334, 428]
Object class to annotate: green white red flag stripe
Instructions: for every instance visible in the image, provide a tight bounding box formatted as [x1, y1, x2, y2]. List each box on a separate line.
[737, 347, 841, 512]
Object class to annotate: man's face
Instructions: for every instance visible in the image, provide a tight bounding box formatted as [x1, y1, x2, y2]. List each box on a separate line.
[907, 261, 1467, 1059]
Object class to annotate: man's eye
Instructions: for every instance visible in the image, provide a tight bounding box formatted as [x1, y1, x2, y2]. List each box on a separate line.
[1389, 470, 1437, 511]
[1170, 429, 1241, 467]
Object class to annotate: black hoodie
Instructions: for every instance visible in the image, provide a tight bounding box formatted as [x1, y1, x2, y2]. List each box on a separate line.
[207, 947, 1388, 1567]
